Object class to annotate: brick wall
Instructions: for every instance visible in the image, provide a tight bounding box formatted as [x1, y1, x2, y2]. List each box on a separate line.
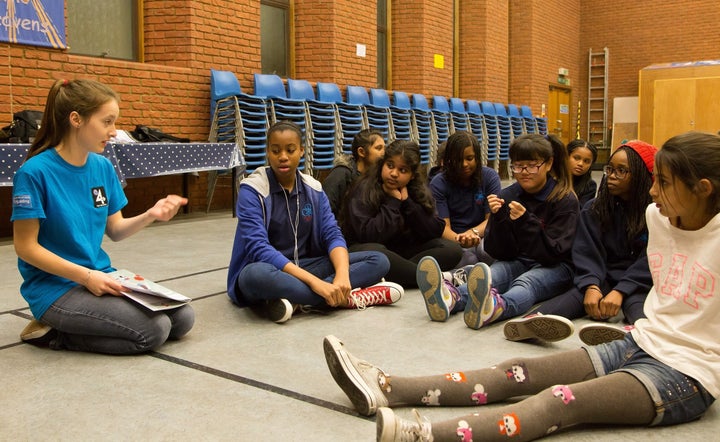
[509, 0, 582, 123]
[579, 0, 720, 138]
[392, 0, 453, 96]
[295, 0, 377, 85]
[4, 0, 720, 238]
[458, 0, 509, 102]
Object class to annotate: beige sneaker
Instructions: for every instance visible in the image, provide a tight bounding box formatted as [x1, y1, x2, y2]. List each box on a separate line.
[377, 408, 434, 442]
[20, 319, 56, 347]
[503, 313, 574, 342]
[323, 335, 389, 416]
[579, 323, 633, 345]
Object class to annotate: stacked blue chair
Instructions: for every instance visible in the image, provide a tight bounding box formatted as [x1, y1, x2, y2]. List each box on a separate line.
[410, 93, 435, 164]
[493, 103, 513, 167]
[519, 105, 538, 134]
[449, 97, 470, 133]
[287, 78, 340, 172]
[372, 88, 413, 144]
[431, 96, 453, 141]
[347, 85, 394, 142]
[465, 100, 491, 166]
[317, 82, 366, 155]
[480, 101, 501, 170]
[253, 73, 311, 172]
[506, 104, 526, 137]
[208, 69, 268, 211]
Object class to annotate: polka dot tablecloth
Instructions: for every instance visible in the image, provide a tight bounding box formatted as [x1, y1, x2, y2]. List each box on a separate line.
[0, 142, 243, 186]
[110, 142, 242, 178]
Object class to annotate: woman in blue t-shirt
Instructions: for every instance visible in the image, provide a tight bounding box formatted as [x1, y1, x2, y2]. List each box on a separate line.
[430, 130, 502, 266]
[12, 79, 193, 354]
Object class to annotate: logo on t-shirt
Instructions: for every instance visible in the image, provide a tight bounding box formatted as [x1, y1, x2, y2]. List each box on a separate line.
[13, 194, 32, 208]
[92, 187, 108, 208]
[474, 191, 485, 205]
[302, 202, 313, 222]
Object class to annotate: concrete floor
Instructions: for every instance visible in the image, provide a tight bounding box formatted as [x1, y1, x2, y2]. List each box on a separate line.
[1, 210, 717, 441]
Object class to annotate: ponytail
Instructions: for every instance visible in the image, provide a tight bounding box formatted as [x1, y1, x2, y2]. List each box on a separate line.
[545, 134, 573, 202]
[28, 79, 119, 159]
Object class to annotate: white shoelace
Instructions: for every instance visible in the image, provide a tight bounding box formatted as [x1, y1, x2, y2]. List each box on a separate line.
[350, 287, 388, 310]
[395, 409, 433, 442]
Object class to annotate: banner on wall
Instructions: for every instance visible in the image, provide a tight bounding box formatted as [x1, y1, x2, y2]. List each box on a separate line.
[0, 0, 66, 49]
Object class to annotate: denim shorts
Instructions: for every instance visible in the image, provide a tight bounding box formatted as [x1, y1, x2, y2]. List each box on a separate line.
[585, 334, 715, 426]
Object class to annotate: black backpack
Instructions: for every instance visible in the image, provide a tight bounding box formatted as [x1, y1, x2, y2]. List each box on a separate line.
[130, 125, 190, 143]
[0, 110, 44, 143]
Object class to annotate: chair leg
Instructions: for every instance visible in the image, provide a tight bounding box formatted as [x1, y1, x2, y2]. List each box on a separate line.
[206, 170, 219, 213]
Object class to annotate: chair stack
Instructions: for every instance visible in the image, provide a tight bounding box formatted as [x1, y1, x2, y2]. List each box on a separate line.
[287, 78, 341, 173]
[480, 101, 500, 170]
[466, 100, 490, 166]
[506, 104, 526, 138]
[492, 102, 513, 166]
[347, 85, 394, 143]
[449, 97, 471, 133]
[410, 93, 435, 164]
[253, 73, 312, 172]
[372, 88, 414, 144]
[431, 96, 453, 142]
[317, 82, 366, 155]
[208, 69, 269, 212]
[520, 105, 538, 134]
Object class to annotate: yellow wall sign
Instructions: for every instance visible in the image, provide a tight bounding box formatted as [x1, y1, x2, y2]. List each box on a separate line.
[434, 54, 444, 69]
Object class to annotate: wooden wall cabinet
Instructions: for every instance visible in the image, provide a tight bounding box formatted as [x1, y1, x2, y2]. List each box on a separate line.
[639, 62, 720, 147]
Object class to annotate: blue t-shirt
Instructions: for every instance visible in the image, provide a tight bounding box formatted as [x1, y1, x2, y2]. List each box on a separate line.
[430, 167, 502, 232]
[11, 148, 127, 318]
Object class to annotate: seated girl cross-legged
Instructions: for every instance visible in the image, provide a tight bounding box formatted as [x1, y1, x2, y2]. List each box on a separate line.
[226, 121, 401, 323]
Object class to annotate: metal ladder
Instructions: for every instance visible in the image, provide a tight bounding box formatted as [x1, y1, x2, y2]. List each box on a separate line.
[587, 47, 609, 150]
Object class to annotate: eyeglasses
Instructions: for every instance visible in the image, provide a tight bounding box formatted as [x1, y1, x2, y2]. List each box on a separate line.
[510, 161, 546, 174]
[603, 165, 630, 179]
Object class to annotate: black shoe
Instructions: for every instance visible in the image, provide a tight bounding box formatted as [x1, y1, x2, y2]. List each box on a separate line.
[20, 320, 57, 347]
[266, 299, 293, 323]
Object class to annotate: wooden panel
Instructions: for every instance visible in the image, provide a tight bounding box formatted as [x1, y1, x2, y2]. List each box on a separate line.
[638, 63, 720, 142]
[694, 77, 720, 134]
[653, 78, 695, 147]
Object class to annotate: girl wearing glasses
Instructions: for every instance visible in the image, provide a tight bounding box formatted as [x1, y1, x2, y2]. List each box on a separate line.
[504, 140, 657, 344]
[417, 133, 578, 327]
[324, 130, 720, 442]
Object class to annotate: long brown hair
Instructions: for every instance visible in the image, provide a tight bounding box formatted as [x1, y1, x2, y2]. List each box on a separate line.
[27, 79, 119, 159]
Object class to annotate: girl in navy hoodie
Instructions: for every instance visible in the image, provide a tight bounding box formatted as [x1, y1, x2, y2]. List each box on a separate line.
[341, 139, 462, 288]
[504, 140, 657, 344]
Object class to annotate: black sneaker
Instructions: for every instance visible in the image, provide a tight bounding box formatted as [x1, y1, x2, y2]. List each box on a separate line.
[20, 320, 57, 347]
[265, 299, 293, 323]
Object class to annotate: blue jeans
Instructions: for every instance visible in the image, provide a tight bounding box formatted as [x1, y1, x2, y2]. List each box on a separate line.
[488, 259, 574, 320]
[236, 251, 389, 306]
[586, 334, 715, 426]
[41, 285, 195, 355]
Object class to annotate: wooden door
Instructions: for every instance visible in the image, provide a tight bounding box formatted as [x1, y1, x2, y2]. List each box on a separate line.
[653, 78, 695, 147]
[548, 85, 571, 145]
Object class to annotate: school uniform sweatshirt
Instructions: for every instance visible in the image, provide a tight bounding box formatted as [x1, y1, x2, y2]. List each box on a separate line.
[485, 177, 579, 267]
[572, 198, 652, 295]
[342, 189, 445, 251]
[226, 167, 346, 306]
